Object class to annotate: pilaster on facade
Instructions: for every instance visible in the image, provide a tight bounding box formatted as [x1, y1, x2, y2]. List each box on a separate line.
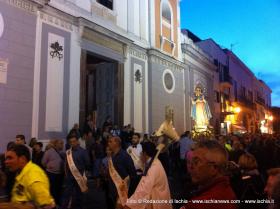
[128, 45, 149, 133]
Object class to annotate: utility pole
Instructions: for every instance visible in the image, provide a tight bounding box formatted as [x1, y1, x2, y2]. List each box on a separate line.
[230, 42, 238, 51]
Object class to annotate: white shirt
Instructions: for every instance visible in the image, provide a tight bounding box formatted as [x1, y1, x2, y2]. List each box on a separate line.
[78, 138, 86, 150]
[127, 144, 142, 170]
[129, 143, 142, 157]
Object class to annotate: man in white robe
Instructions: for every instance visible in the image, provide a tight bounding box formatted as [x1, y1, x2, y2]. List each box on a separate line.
[124, 142, 172, 209]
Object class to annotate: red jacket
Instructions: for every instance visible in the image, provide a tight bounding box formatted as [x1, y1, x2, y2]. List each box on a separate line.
[181, 176, 238, 209]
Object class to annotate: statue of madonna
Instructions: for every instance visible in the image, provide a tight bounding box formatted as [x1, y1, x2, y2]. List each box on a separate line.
[191, 86, 212, 130]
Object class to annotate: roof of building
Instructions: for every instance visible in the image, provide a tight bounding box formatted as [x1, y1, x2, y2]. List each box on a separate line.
[181, 29, 202, 42]
[258, 79, 272, 92]
[181, 29, 272, 93]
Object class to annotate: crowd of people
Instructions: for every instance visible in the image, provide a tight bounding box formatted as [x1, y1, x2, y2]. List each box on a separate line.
[0, 115, 280, 209]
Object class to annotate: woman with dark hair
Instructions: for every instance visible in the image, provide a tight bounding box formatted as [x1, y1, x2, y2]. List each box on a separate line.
[28, 138, 37, 148]
[32, 142, 44, 168]
[103, 116, 113, 131]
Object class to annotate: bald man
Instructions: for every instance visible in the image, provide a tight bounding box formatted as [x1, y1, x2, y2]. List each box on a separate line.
[181, 140, 238, 209]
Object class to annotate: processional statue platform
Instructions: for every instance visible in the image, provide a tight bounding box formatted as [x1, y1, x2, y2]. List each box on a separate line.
[190, 84, 214, 139]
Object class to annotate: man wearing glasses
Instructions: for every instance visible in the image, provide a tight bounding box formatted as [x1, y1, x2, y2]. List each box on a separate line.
[181, 140, 238, 209]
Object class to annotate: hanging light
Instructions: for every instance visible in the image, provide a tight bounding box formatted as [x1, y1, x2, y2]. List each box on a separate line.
[234, 107, 241, 113]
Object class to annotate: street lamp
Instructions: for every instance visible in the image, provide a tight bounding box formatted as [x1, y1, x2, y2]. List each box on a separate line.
[234, 107, 241, 113]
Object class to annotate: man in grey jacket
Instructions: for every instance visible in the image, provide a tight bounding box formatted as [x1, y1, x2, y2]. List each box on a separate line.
[41, 139, 64, 205]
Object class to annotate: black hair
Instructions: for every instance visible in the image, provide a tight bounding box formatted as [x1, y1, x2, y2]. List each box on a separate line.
[142, 142, 156, 158]
[35, 142, 43, 148]
[7, 144, 30, 161]
[83, 129, 93, 136]
[133, 132, 141, 139]
[16, 134, 26, 143]
[68, 133, 78, 140]
[16, 134, 25, 140]
[7, 141, 15, 150]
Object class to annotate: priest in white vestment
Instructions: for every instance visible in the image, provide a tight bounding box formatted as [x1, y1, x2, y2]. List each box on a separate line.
[124, 142, 172, 209]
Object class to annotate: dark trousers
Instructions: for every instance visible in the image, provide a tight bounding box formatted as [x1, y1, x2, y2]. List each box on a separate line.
[159, 152, 170, 176]
[46, 171, 64, 205]
[61, 178, 84, 209]
[106, 197, 116, 209]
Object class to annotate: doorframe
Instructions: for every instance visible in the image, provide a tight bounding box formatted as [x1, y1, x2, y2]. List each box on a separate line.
[79, 50, 124, 132]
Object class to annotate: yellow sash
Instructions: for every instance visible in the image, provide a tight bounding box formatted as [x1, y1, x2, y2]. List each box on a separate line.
[108, 157, 129, 206]
[66, 149, 88, 193]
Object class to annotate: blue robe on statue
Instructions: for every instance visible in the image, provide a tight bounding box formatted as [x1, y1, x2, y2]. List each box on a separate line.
[191, 95, 212, 127]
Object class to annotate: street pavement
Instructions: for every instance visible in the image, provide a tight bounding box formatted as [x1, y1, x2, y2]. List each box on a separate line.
[83, 180, 107, 209]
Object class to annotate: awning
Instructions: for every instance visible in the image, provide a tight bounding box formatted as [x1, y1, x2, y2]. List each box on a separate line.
[221, 111, 235, 116]
[232, 124, 247, 130]
[232, 124, 247, 133]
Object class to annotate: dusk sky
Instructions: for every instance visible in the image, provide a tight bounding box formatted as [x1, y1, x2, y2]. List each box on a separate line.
[180, 0, 280, 107]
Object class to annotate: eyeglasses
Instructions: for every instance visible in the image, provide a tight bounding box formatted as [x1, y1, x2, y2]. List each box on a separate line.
[189, 157, 217, 167]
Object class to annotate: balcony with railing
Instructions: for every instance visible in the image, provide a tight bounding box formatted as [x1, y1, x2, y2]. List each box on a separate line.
[256, 96, 266, 106]
[219, 67, 232, 90]
[220, 72, 232, 84]
[237, 95, 255, 108]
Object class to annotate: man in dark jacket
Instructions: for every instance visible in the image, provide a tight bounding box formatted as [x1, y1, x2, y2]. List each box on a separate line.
[32, 142, 44, 168]
[107, 136, 137, 209]
[61, 135, 90, 209]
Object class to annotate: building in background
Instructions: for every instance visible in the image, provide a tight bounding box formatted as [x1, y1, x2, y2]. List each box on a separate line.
[0, 0, 192, 150]
[254, 79, 273, 134]
[0, 0, 274, 151]
[225, 49, 256, 134]
[181, 30, 216, 133]
[195, 38, 230, 134]
[271, 107, 280, 134]
[195, 38, 273, 134]
[0, 0, 37, 152]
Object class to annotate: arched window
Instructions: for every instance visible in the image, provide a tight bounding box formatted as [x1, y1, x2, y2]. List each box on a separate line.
[162, 2, 171, 24]
[160, 0, 175, 55]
